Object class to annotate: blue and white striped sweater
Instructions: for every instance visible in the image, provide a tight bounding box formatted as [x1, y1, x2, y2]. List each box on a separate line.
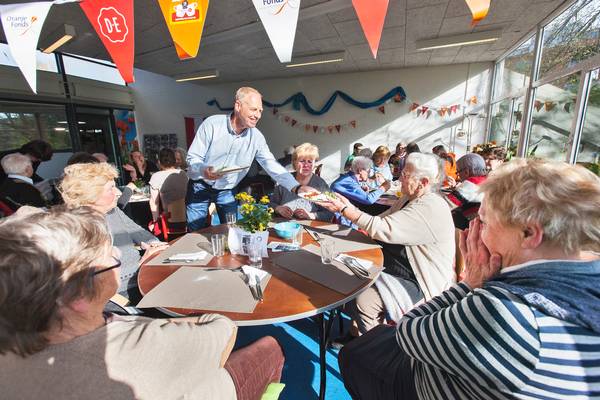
[397, 283, 600, 399]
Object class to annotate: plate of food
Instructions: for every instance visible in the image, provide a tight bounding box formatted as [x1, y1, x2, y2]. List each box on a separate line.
[217, 165, 250, 174]
[298, 191, 337, 202]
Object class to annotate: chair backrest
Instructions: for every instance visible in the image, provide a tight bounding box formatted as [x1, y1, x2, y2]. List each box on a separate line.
[314, 164, 323, 176]
[0, 200, 15, 217]
[159, 198, 187, 241]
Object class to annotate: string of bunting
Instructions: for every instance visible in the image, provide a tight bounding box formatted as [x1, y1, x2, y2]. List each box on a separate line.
[533, 99, 576, 113]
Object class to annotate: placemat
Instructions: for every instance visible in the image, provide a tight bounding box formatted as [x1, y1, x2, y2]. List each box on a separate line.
[145, 233, 214, 266]
[136, 267, 271, 313]
[271, 244, 381, 294]
[303, 227, 381, 252]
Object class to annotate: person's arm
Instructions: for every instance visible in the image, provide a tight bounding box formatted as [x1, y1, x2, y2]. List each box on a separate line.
[149, 186, 160, 221]
[117, 183, 135, 209]
[254, 137, 299, 192]
[332, 176, 385, 205]
[114, 207, 159, 245]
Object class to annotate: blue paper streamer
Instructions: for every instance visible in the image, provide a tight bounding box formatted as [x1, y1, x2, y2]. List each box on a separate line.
[206, 86, 407, 115]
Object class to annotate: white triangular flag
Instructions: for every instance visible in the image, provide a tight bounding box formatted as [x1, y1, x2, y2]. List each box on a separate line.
[0, 2, 53, 93]
[252, 0, 300, 63]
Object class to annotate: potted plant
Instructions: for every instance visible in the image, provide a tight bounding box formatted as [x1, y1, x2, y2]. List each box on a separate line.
[227, 192, 273, 261]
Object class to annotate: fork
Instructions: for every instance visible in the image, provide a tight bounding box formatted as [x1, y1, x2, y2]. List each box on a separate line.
[254, 275, 264, 302]
[341, 256, 370, 279]
[240, 271, 259, 300]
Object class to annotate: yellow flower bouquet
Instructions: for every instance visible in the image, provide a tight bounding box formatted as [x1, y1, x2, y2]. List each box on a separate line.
[234, 192, 274, 233]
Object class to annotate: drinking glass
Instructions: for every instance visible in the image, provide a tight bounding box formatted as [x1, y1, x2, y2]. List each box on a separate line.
[211, 234, 226, 257]
[225, 212, 237, 226]
[247, 236, 263, 268]
[320, 238, 335, 264]
[292, 226, 303, 247]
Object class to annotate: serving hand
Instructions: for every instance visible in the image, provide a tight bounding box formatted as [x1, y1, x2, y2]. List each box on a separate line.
[203, 166, 224, 180]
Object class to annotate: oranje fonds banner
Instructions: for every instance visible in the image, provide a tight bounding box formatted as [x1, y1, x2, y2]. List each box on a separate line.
[158, 0, 209, 60]
[80, 0, 135, 83]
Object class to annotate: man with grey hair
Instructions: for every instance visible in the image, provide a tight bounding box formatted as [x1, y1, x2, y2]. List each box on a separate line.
[447, 153, 487, 208]
[0, 153, 46, 212]
[331, 156, 391, 211]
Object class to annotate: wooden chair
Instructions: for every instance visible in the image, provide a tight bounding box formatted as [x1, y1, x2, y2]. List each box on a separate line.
[159, 198, 187, 241]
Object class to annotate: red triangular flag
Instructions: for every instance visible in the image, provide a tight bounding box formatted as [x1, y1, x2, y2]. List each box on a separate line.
[378, 105, 385, 114]
[305, 124, 311, 131]
[352, 0, 389, 58]
[328, 125, 334, 133]
[291, 119, 297, 127]
[80, 0, 135, 83]
[284, 116, 290, 123]
[534, 100, 543, 112]
[421, 106, 429, 113]
[313, 125, 318, 133]
[350, 120, 357, 128]
[273, 108, 279, 115]
[335, 125, 341, 133]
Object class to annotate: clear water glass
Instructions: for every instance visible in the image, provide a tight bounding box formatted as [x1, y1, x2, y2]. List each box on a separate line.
[211, 234, 226, 257]
[320, 238, 335, 264]
[225, 212, 237, 226]
[292, 227, 303, 247]
[247, 236, 263, 268]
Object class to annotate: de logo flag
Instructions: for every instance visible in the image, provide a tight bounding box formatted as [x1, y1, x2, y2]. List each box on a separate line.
[158, 0, 209, 60]
[0, 1, 53, 93]
[80, 0, 135, 83]
[252, 0, 301, 63]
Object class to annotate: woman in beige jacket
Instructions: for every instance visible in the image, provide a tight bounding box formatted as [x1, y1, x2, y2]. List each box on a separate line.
[320, 152, 455, 344]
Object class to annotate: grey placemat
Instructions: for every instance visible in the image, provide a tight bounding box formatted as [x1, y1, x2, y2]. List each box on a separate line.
[271, 244, 381, 294]
[137, 267, 270, 313]
[145, 233, 214, 266]
[303, 227, 381, 252]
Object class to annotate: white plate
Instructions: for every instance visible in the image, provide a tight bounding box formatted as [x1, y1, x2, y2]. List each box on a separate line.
[218, 165, 250, 174]
[297, 191, 335, 202]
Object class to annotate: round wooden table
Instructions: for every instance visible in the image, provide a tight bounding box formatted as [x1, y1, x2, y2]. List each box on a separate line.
[138, 220, 384, 400]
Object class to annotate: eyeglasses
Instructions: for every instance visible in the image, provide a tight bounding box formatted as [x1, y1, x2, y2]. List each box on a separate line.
[93, 257, 121, 276]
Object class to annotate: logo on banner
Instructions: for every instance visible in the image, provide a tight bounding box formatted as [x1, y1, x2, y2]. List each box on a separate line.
[256, 0, 299, 14]
[5, 15, 39, 35]
[97, 7, 128, 43]
[171, 1, 200, 23]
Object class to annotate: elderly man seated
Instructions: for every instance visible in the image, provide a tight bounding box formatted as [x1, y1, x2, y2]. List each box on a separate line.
[0, 206, 285, 399]
[331, 156, 391, 215]
[446, 153, 488, 229]
[0, 153, 46, 211]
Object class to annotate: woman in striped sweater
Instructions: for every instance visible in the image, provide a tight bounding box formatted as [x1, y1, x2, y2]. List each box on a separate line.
[339, 158, 600, 400]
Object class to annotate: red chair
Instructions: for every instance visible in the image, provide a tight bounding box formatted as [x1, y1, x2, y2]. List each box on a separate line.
[158, 199, 187, 241]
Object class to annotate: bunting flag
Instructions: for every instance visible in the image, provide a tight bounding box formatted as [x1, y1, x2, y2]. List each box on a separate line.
[544, 101, 556, 112]
[468, 95, 478, 105]
[350, 120, 357, 128]
[80, 0, 135, 83]
[327, 125, 334, 133]
[464, 0, 490, 26]
[534, 100, 544, 112]
[291, 119, 297, 127]
[252, 0, 301, 63]
[335, 125, 341, 132]
[0, 1, 53, 93]
[304, 124, 311, 132]
[273, 107, 279, 115]
[564, 103, 572, 113]
[352, 0, 389, 58]
[378, 105, 385, 114]
[157, 0, 209, 60]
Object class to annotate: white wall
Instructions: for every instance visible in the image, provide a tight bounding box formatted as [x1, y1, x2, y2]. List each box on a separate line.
[130, 63, 492, 183]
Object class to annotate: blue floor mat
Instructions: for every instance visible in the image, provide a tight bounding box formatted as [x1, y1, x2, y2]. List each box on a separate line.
[234, 313, 351, 400]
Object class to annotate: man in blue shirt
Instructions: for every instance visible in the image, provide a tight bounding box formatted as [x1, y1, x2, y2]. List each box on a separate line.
[186, 87, 309, 231]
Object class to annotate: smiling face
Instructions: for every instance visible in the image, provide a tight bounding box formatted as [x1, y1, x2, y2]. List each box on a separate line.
[233, 92, 263, 131]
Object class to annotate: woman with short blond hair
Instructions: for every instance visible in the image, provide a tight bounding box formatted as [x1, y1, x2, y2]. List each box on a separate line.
[339, 158, 600, 400]
[372, 145, 393, 181]
[60, 162, 165, 296]
[270, 142, 332, 221]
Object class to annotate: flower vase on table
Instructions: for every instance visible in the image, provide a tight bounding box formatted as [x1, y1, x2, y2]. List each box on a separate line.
[227, 192, 273, 267]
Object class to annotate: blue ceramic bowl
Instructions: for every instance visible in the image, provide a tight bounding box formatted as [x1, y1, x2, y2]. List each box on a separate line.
[274, 221, 301, 239]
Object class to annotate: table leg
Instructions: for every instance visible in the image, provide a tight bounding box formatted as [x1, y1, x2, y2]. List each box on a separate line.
[318, 311, 336, 400]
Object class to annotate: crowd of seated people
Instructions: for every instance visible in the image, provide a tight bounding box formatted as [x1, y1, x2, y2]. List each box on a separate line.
[338, 158, 600, 400]
[270, 142, 332, 222]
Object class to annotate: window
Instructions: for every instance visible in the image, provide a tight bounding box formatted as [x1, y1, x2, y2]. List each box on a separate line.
[496, 37, 535, 99]
[528, 73, 580, 160]
[0, 101, 71, 152]
[539, 0, 600, 78]
[62, 54, 125, 85]
[577, 68, 600, 163]
[0, 43, 57, 73]
[489, 99, 512, 147]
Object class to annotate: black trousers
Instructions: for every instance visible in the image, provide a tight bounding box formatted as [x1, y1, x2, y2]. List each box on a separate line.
[338, 325, 418, 400]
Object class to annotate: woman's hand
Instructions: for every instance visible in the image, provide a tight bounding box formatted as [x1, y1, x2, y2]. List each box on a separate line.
[123, 163, 137, 180]
[315, 193, 350, 213]
[459, 218, 502, 289]
[275, 205, 294, 219]
[139, 242, 169, 264]
[293, 208, 314, 220]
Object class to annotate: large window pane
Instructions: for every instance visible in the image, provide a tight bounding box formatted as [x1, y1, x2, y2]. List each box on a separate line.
[528, 73, 580, 160]
[540, 0, 600, 78]
[63, 54, 125, 85]
[498, 37, 535, 98]
[0, 101, 71, 151]
[577, 68, 600, 164]
[489, 99, 511, 147]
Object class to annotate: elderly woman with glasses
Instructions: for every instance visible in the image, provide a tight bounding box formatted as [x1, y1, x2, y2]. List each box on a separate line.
[338, 158, 600, 400]
[320, 153, 455, 346]
[59, 162, 167, 299]
[270, 142, 332, 221]
[0, 207, 285, 400]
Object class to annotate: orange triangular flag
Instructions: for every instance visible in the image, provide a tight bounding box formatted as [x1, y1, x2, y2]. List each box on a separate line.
[157, 0, 209, 60]
[305, 124, 311, 131]
[464, 0, 490, 26]
[352, 0, 389, 58]
[350, 120, 357, 128]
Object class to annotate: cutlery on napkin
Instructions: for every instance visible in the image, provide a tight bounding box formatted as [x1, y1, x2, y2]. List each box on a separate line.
[162, 251, 208, 263]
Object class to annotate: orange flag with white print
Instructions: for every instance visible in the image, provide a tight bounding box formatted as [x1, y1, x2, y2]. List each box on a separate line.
[158, 0, 209, 60]
[352, 0, 389, 58]
[464, 0, 490, 25]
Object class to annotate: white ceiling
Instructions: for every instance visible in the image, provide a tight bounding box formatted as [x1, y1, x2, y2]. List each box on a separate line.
[1, 0, 568, 83]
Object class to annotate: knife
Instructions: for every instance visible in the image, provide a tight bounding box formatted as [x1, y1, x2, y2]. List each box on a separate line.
[254, 275, 264, 302]
[303, 227, 322, 242]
